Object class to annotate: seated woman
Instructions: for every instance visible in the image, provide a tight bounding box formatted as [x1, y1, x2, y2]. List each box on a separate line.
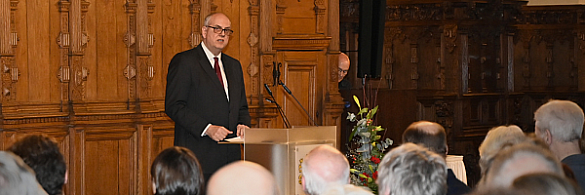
[151, 146, 204, 195]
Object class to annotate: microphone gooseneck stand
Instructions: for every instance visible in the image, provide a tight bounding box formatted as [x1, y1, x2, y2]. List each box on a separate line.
[278, 81, 318, 126]
[264, 84, 291, 128]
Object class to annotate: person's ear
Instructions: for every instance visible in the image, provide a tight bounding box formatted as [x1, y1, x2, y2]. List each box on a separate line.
[64, 170, 68, 184]
[201, 26, 208, 39]
[152, 181, 156, 194]
[301, 175, 306, 191]
[544, 129, 553, 145]
[445, 144, 449, 156]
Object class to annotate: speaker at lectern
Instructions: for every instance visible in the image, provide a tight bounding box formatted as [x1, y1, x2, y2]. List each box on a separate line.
[224, 126, 337, 195]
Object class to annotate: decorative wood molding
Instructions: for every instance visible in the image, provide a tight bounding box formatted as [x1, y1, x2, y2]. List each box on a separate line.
[387, 4, 442, 22]
[125, 2, 138, 101]
[517, 6, 584, 25]
[248, 0, 260, 106]
[275, 1, 286, 35]
[69, 0, 91, 102]
[57, 0, 71, 106]
[314, 0, 326, 34]
[578, 31, 585, 54]
[262, 55, 274, 89]
[188, 0, 202, 48]
[272, 36, 331, 50]
[442, 25, 457, 54]
[0, 0, 19, 102]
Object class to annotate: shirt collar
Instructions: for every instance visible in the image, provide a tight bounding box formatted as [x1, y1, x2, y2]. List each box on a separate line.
[201, 41, 222, 62]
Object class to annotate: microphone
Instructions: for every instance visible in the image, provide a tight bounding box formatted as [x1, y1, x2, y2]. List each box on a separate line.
[264, 84, 273, 96]
[264, 84, 291, 128]
[279, 81, 292, 94]
[265, 98, 275, 103]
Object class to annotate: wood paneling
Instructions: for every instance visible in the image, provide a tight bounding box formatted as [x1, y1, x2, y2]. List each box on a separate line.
[0, 0, 342, 194]
[341, 0, 585, 187]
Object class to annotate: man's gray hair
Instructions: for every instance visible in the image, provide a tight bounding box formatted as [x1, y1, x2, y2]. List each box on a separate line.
[0, 151, 42, 195]
[481, 143, 564, 189]
[302, 145, 350, 195]
[534, 100, 584, 142]
[377, 143, 447, 195]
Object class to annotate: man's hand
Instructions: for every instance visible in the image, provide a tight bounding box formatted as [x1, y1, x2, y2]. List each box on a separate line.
[237, 124, 249, 138]
[207, 125, 233, 141]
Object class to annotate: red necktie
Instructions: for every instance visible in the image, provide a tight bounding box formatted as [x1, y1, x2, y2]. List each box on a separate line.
[214, 57, 224, 87]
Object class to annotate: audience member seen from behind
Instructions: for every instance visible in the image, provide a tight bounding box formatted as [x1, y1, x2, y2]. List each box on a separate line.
[402, 121, 470, 195]
[479, 143, 564, 190]
[302, 145, 373, 195]
[478, 125, 526, 176]
[512, 173, 584, 195]
[377, 143, 447, 195]
[8, 134, 66, 195]
[534, 99, 585, 190]
[207, 161, 279, 195]
[0, 151, 46, 195]
[151, 146, 204, 195]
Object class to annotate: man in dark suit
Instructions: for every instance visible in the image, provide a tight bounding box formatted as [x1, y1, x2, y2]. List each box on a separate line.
[165, 12, 251, 182]
[402, 121, 471, 195]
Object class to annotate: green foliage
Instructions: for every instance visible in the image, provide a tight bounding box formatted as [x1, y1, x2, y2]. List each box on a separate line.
[346, 95, 393, 194]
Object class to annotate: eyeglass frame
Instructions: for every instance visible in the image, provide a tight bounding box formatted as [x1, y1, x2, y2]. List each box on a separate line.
[205, 25, 234, 36]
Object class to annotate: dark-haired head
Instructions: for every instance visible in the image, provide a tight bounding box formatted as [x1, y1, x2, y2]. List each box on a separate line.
[402, 121, 448, 157]
[151, 146, 204, 195]
[8, 134, 66, 195]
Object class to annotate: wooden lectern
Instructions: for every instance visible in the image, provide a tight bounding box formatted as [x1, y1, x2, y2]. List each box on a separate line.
[235, 126, 337, 195]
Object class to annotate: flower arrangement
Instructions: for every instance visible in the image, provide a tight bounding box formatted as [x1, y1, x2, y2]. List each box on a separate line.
[346, 95, 393, 193]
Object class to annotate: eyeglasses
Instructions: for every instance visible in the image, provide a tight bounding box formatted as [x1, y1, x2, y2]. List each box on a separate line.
[206, 25, 234, 36]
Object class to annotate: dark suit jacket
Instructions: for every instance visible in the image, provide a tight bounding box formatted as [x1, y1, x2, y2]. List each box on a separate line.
[447, 169, 470, 195]
[562, 154, 585, 191]
[165, 44, 251, 176]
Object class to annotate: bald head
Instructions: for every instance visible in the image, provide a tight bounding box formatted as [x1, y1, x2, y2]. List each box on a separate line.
[302, 145, 350, 195]
[338, 53, 350, 82]
[402, 121, 448, 157]
[207, 161, 278, 195]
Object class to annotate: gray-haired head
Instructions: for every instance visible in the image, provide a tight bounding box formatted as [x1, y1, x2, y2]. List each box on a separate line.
[534, 100, 584, 142]
[478, 125, 526, 176]
[0, 151, 43, 195]
[513, 173, 584, 195]
[377, 143, 447, 195]
[481, 143, 564, 189]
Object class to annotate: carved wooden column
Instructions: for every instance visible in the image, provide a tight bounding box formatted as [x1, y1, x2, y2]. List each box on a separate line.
[0, 0, 19, 103]
[324, 0, 343, 134]
[58, 1, 71, 111]
[188, 0, 202, 48]
[247, 0, 276, 128]
[124, 1, 138, 109]
[578, 30, 585, 91]
[257, 0, 278, 128]
[69, 0, 90, 105]
[518, 30, 533, 89]
[275, 0, 285, 35]
[134, 0, 155, 110]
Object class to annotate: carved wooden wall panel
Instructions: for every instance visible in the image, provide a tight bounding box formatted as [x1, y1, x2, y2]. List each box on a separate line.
[1, 0, 342, 194]
[82, 126, 137, 195]
[275, 51, 322, 127]
[340, 0, 585, 187]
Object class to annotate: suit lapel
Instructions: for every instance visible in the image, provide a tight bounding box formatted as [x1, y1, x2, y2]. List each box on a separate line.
[194, 45, 226, 93]
[223, 56, 238, 109]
